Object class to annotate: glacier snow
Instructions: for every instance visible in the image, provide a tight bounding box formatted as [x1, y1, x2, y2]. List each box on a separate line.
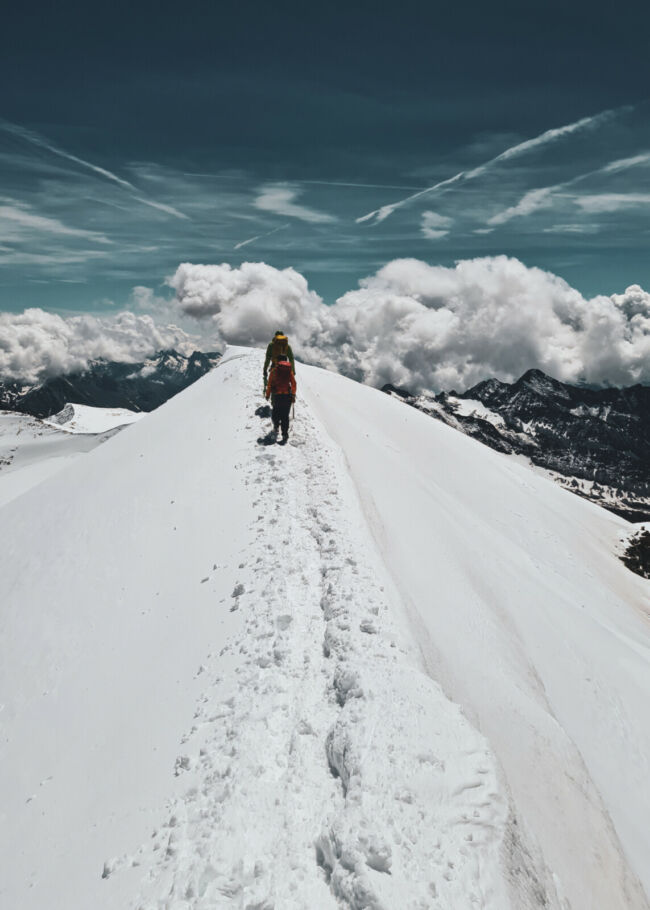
[0, 347, 648, 909]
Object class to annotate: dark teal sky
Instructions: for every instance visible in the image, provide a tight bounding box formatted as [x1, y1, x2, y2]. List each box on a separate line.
[1, 0, 649, 313]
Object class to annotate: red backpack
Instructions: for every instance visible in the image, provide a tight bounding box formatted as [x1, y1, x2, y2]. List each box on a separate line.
[272, 360, 294, 395]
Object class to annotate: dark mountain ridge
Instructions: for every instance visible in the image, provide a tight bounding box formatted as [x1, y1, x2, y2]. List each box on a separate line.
[383, 368, 650, 523]
[0, 349, 221, 418]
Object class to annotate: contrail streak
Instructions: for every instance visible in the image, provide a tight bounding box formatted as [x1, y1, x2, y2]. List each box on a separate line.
[234, 224, 289, 250]
[356, 172, 465, 224]
[473, 109, 620, 171]
[1, 121, 189, 220]
[132, 197, 190, 220]
[302, 179, 426, 191]
[356, 106, 625, 225]
[1, 121, 137, 191]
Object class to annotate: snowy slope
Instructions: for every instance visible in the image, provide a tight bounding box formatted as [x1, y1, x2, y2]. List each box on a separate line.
[0, 410, 126, 507]
[303, 365, 650, 909]
[1, 347, 648, 910]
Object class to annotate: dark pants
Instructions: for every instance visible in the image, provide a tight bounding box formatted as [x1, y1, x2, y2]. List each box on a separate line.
[271, 393, 292, 437]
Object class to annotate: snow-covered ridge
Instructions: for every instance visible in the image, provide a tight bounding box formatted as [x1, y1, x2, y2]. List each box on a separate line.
[1, 348, 648, 910]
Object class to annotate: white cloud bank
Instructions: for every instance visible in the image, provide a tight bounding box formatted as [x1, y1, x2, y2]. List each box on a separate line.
[0, 309, 194, 383]
[170, 258, 650, 391]
[2, 258, 649, 391]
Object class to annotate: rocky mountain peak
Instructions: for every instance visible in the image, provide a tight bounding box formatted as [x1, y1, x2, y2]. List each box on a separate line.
[0, 349, 221, 419]
[383, 369, 650, 522]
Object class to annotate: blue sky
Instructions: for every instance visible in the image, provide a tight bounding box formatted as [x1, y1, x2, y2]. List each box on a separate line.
[1, 0, 649, 315]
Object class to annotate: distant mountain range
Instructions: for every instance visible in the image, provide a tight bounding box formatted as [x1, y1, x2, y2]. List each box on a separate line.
[383, 368, 650, 522]
[0, 350, 221, 418]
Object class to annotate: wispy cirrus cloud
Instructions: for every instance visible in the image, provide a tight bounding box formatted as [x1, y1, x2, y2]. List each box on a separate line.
[421, 211, 452, 239]
[356, 171, 464, 224]
[0, 121, 189, 221]
[486, 143, 650, 227]
[130, 196, 189, 220]
[0, 200, 112, 243]
[0, 197, 114, 268]
[469, 108, 621, 172]
[543, 224, 600, 234]
[488, 187, 557, 226]
[601, 152, 650, 173]
[0, 121, 136, 191]
[573, 193, 650, 213]
[1, 104, 649, 305]
[356, 106, 624, 225]
[253, 184, 337, 223]
[0, 250, 110, 266]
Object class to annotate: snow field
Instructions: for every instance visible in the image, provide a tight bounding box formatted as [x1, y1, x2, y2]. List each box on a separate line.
[44, 402, 144, 434]
[302, 363, 650, 910]
[0, 361, 256, 910]
[1, 346, 648, 910]
[0, 409, 117, 506]
[132, 350, 560, 910]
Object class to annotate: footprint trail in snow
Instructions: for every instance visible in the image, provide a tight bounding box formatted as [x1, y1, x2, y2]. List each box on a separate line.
[133, 351, 561, 910]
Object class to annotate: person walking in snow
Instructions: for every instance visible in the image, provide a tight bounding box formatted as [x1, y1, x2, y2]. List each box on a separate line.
[263, 331, 295, 390]
[265, 354, 296, 443]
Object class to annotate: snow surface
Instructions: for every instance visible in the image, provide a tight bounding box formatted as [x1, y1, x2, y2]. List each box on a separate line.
[44, 402, 144, 434]
[0, 410, 124, 507]
[1, 347, 649, 910]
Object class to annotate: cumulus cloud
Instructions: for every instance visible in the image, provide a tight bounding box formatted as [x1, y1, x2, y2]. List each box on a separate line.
[170, 257, 650, 391]
[4, 258, 649, 390]
[253, 184, 336, 223]
[610, 284, 650, 319]
[168, 261, 326, 346]
[0, 309, 195, 383]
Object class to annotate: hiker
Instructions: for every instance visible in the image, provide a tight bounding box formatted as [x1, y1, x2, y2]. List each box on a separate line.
[265, 354, 296, 442]
[263, 331, 295, 390]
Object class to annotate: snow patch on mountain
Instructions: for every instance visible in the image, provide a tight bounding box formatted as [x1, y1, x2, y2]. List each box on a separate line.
[44, 403, 144, 434]
[446, 396, 506, 427]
